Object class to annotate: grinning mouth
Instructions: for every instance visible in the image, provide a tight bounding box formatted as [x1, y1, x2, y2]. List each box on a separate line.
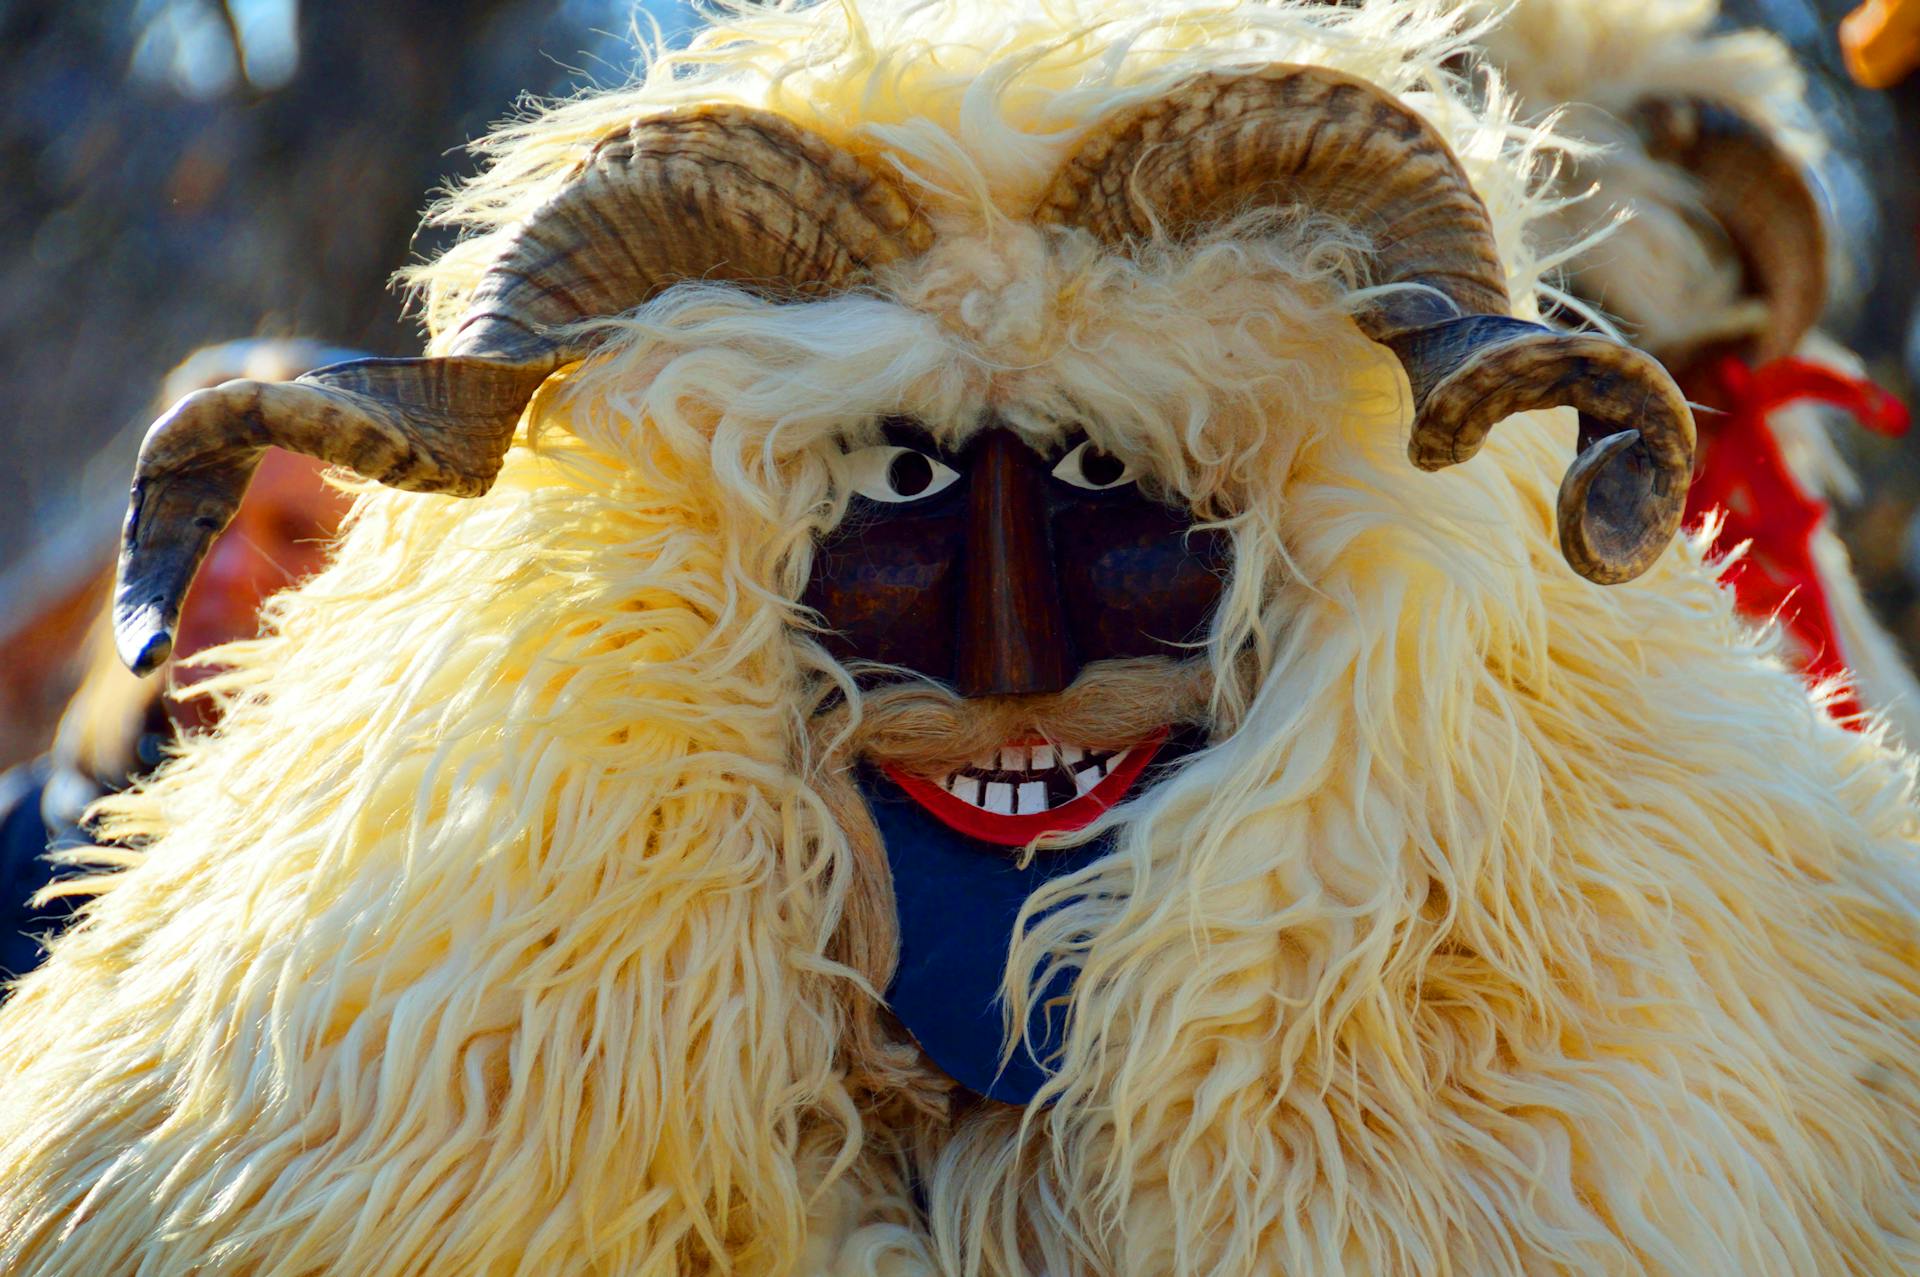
[883, 728, 1170, 847]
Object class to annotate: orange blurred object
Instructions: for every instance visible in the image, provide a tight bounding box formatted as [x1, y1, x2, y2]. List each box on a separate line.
[1842, 0, 1920, 88]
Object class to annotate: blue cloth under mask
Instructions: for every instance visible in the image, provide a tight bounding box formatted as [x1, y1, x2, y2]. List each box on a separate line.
[857, 765, 1112, 1106]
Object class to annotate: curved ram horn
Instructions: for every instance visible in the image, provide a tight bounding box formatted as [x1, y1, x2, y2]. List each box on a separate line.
[1629, 96, 1828, 364]
[1034, 65, 1695, 586]
[115, 105, 932, 675]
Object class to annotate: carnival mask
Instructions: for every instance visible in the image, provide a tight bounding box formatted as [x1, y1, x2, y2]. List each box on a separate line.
[805, 419, 1229, 698]
[109, 68, 1697, 1105]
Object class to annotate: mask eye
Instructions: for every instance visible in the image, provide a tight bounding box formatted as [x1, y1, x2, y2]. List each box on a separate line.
[844, 444, 962, 504]
[1051, 439, 1136, 491]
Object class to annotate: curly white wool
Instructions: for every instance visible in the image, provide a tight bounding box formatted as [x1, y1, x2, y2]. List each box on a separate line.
[0, 2, 1915, 1275]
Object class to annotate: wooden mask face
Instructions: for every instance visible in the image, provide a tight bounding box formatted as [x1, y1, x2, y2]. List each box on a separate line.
[802, 417, 1229, 696]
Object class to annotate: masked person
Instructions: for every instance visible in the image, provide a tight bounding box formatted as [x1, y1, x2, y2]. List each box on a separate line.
[1477, 0, 1918, 736]
[1, 4, 1918, 1274]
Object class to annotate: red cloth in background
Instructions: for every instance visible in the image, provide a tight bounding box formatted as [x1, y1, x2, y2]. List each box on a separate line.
[1684, 356, 1909, 724]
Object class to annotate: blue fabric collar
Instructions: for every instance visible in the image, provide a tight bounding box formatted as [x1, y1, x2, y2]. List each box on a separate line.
[857, 765, 1111, 1105]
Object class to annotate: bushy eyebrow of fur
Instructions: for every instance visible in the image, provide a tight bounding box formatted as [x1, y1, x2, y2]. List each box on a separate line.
[550, 206, 1394, 523]
[877, 414, 965, 457]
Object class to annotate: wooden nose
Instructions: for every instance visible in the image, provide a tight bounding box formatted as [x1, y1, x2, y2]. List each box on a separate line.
[957, 429, 1073, 697]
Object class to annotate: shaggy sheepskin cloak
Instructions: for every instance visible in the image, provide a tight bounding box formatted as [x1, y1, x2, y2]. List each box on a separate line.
[0, 1, 1917, 1274]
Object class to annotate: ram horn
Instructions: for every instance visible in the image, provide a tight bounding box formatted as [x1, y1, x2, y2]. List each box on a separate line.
[1630, 96, 1828, 363]
[1035, 65, 1695, 586]
[115, 104, 932, 675]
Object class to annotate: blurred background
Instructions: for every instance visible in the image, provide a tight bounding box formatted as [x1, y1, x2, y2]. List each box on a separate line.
[0, 0, 1917, 769]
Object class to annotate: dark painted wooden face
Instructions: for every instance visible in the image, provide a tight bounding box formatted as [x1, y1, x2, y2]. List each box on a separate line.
[802, 417, 1229, 696]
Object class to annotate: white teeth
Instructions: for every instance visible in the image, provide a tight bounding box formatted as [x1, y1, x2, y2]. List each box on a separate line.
[929, 740, 1145, 814]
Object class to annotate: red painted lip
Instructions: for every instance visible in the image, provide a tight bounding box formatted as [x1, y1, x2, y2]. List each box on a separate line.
[883, 728, 1170, 847]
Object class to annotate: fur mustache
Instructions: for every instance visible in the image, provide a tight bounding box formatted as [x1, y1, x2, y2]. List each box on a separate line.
[812, 656, 1214, 774]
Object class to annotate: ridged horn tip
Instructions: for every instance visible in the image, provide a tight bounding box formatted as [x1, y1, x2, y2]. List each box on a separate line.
[1390, 319, 1695, 585]
[1556, 425, 1677, 585]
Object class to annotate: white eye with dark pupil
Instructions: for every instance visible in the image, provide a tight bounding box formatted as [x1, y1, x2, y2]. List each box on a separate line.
[845, 444, 960, 504]
[888, 450, 934, 497]
[1079, 449, 1126, 486]
[1052, 439, 1136, 490]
